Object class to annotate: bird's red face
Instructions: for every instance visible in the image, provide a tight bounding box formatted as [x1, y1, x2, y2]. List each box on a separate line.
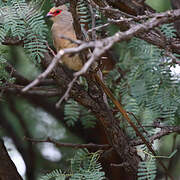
[46, 7, 62, 18]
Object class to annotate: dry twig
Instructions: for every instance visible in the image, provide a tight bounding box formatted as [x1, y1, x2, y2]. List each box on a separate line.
[25, 136, 111, 150]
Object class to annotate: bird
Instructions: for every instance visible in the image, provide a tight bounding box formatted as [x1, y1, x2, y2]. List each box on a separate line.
[46, 5, 83, 71]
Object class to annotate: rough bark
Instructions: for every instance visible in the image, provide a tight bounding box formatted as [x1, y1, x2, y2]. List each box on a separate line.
[171, 0, 180, 36]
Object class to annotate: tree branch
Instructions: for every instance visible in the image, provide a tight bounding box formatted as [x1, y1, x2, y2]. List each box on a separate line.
[21, 8, 180, 93]
[1, 84, 61, 97]
[25, 137, 111, 150]
[131, 125, 180, 146]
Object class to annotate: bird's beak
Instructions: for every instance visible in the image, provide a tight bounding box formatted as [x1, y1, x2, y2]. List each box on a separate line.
[46, 12, 53, 18]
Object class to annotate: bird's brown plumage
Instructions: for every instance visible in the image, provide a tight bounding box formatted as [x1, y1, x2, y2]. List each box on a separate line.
[47, 5, 83, 71]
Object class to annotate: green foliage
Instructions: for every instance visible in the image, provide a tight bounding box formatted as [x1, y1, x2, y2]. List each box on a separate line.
[106, 23, 179, 178]
[40, 149, 105, 180]
[76, 0, 103, 32]
[107, 36, 179, 125]
[0, 25, 6, 42]
[70, 149, 105, 180]
[64, 99, 96, 128]
[40, 169, 66, 180]
[64, 99, 80, 126]
[137, 143, 157, 180]
[138, 158, 156, 180]
[0, 0, 47, 63]
[0, 0, 47, 85]
[137, 148, 177, 180]
[161, 23, 177, 38]
[77, 0, 91, 28]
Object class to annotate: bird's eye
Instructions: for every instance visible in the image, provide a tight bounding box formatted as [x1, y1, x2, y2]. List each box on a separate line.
[56, 10, 60, 13]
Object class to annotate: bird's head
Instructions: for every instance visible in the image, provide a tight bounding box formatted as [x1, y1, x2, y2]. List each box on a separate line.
[46, 7, 62, 20]
[46, 5, 69, 22]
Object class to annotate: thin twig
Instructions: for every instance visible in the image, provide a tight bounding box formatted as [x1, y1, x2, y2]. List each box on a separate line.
[127, 111, 148, 135]
[22, 50, 64, 92]
[74, 41, 113, 76]
[46, 42, 56, 57]
[165, 51, 180, 64]
[56, 76, 78, 107]
[25, 136, 111, 149]
[87, 23, 110, 34]
[131, 125, 180, 146]
[88, 2, 96, 40]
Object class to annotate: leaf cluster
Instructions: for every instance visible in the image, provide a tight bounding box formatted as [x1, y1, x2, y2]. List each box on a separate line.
[105, 23, 179, 179]
[40, 149, 105, 180]
[64, 99, 96, 128]
[0, 0, 48, 63]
